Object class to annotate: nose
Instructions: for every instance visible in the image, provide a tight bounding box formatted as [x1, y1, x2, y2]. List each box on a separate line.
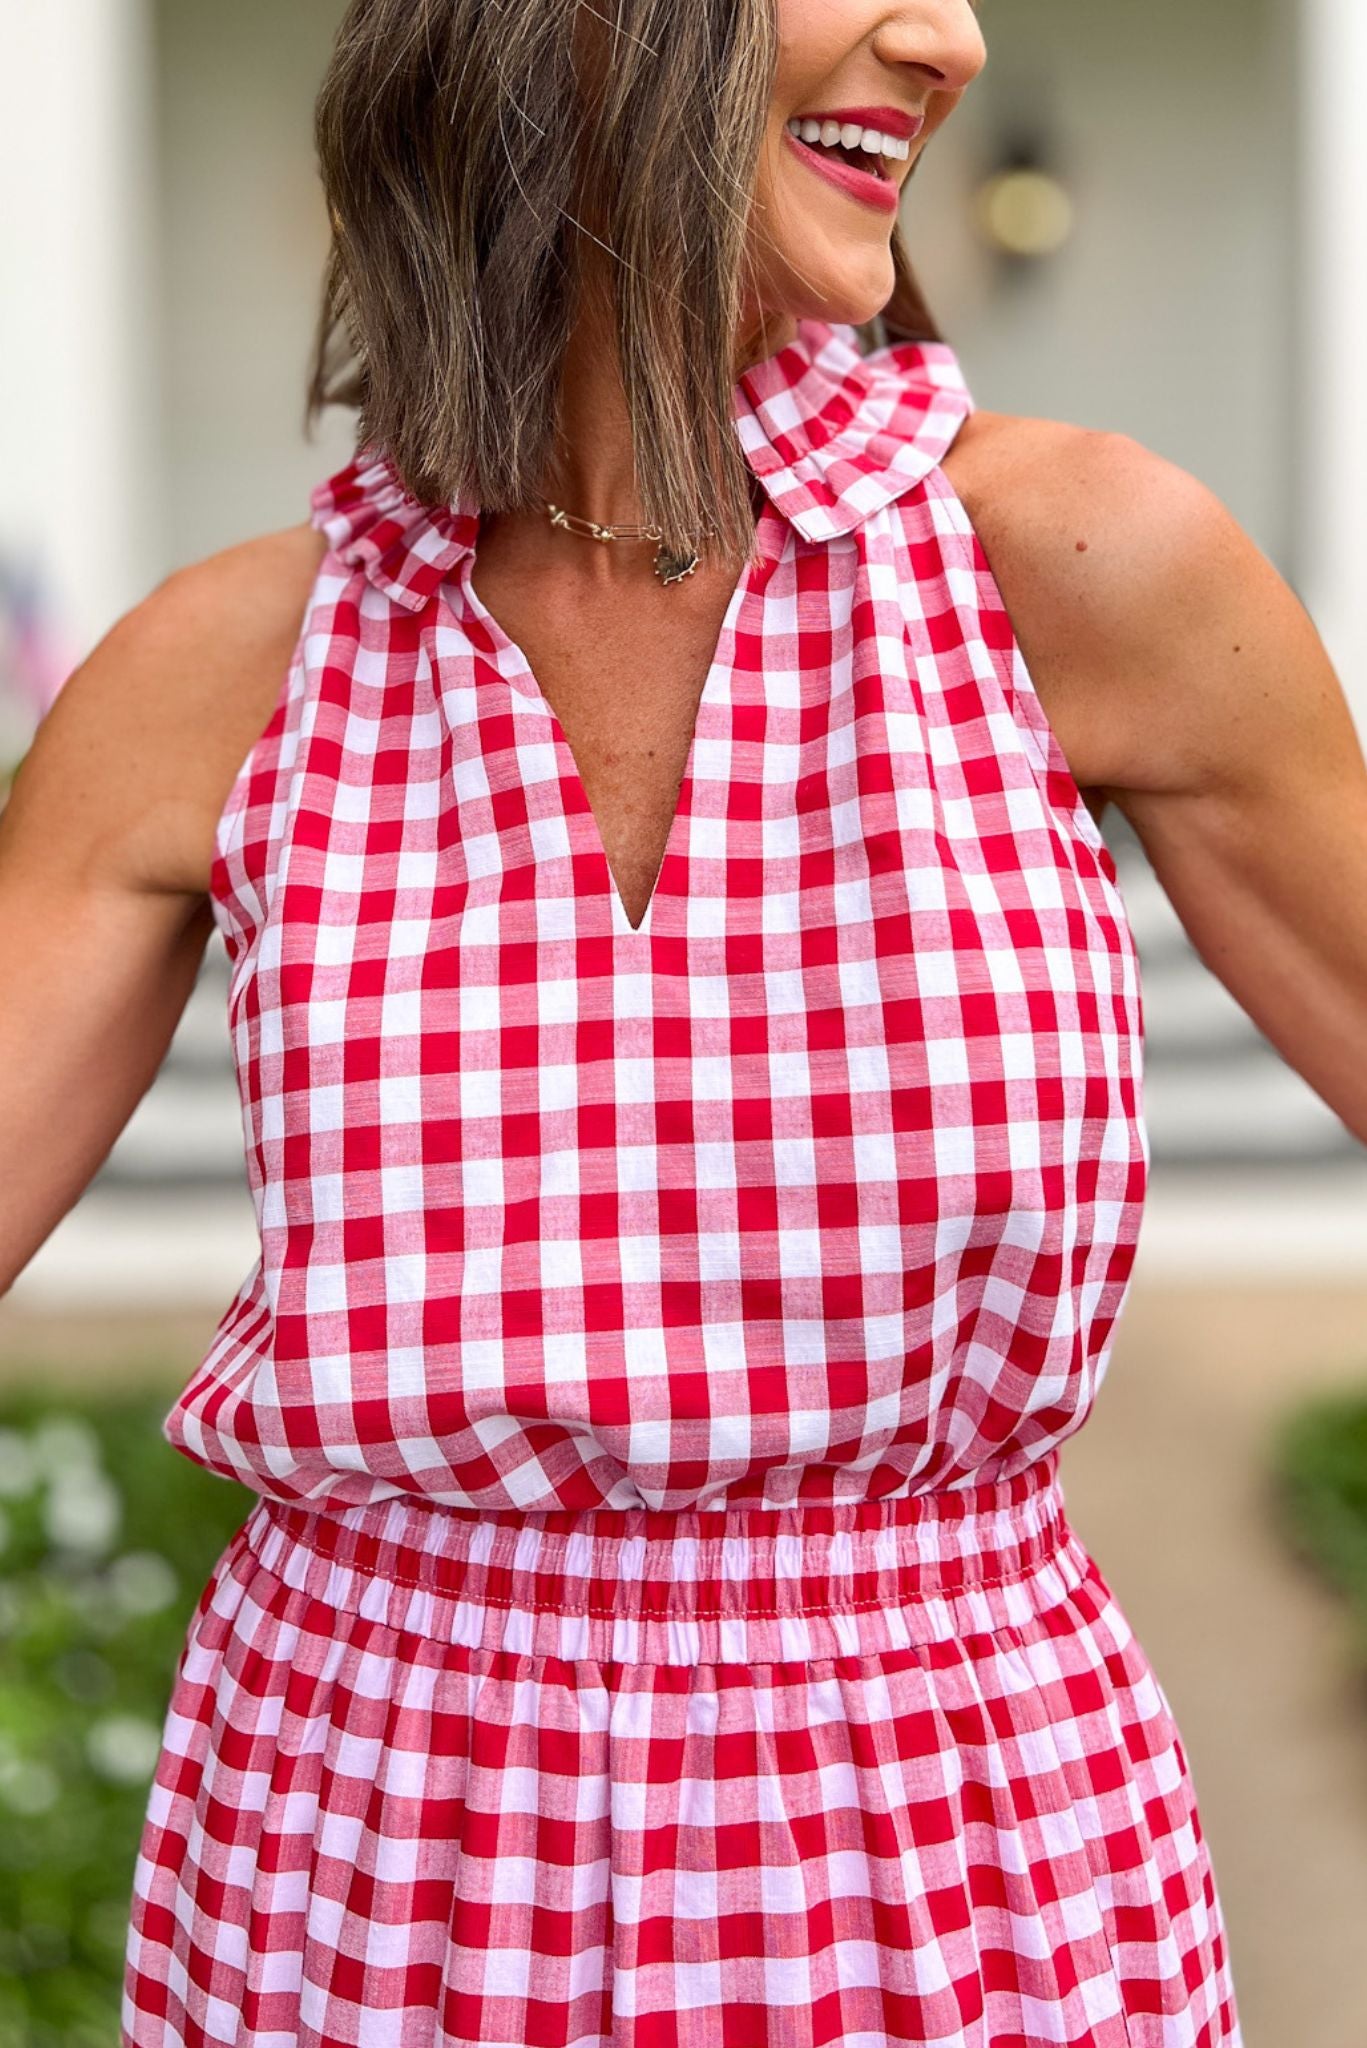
[877, 0, 987, 98]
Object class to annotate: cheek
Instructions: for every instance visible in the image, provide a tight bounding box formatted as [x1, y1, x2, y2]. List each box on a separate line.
[753, 120, 814, 240]
[773, 0, 874, 98]
[920, 88, 966, 145]
[749, 128, 789, 246]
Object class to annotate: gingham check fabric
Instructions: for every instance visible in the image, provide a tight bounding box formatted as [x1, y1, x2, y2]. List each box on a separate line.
[165, 317, 1150, 1518]
[124, 319, 1244, 2045]
[124, 1467, 1241, 2046]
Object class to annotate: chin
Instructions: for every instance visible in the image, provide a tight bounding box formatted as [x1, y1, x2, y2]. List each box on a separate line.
[780, 259, 897, 331]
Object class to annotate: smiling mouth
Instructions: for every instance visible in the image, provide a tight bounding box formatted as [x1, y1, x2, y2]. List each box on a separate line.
[784, 116, 911, 181]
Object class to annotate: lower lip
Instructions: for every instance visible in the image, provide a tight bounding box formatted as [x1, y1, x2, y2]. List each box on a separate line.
[783, 128, 900, 216]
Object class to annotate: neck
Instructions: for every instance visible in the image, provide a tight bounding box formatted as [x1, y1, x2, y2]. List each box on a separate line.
[539, 260, 797, 529]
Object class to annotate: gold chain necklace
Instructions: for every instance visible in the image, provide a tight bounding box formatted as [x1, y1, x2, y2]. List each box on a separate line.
[539, 496, 714, 587]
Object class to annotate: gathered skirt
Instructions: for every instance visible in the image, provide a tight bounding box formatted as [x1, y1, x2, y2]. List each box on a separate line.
[122, 1452, 1242, 2047]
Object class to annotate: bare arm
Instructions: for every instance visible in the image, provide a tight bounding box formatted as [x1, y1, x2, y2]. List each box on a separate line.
[948, 415, 1367, 1146]
[0, 524, 326, 1295]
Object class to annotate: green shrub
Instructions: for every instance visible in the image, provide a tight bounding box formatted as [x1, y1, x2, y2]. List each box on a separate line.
[1270, 1384, 1367, 1666]
[0, 1386, 254, 2048]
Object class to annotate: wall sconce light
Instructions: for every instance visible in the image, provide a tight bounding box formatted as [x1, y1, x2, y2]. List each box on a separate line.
[973, 146, 1075, 261]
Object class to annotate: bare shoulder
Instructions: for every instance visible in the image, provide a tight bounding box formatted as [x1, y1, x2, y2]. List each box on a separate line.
[939, 408, 1267, 800]
[2, 521, 327, 901]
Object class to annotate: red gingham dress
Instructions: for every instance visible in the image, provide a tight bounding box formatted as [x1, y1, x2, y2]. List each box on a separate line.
[125, 318, 1243, 2046]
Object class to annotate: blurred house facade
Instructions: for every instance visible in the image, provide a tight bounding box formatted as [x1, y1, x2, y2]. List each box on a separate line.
[2, 0, 1366, 1307]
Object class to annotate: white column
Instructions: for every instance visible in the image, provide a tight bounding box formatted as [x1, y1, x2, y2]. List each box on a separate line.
[1298, 0, 1367, 742]
[0, 0, 161, 699]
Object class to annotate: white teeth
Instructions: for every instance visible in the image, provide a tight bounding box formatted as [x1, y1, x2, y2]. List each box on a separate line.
[786, 116, 910, 162]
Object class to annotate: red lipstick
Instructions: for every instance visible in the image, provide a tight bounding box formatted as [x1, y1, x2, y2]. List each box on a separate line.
[792, 105, 925, 141]
[783, 129, 900, 216]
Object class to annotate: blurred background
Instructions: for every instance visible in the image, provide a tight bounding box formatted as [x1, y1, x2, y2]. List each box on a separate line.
[1, 1, 1365, 2043]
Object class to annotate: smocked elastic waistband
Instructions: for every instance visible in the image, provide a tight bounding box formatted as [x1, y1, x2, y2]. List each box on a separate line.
[243, 1454, 1093, 1668]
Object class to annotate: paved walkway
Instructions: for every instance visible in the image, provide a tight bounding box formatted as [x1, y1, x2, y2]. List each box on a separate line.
[2, 1274, 1366, 2046]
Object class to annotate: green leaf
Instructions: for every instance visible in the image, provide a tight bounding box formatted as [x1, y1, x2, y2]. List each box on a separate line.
[0, 1382, 254, 2034]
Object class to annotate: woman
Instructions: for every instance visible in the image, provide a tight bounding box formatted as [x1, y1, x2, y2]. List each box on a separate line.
[3, 0, 1365, 2040]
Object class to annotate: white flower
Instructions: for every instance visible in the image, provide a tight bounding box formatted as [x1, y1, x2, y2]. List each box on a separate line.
[0, 1428, 36, 1498]
[42, 1470, 122, 1555]
[86, 1714, 164, 1785]
[0, 1756, 60, 1815]
[107, 1551, 179, 1617]
[31, 1415, 102, 1478]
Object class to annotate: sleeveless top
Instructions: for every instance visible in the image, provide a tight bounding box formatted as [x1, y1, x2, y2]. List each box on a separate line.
[165, 317, 1150, 1515]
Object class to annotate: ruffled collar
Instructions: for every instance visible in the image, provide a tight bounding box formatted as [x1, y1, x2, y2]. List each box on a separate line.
[309, 318, 974, 613]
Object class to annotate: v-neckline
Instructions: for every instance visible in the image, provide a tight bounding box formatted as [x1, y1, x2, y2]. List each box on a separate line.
[461, 503, 779, 938]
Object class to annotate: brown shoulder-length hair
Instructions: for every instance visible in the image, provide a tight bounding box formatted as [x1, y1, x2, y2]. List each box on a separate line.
[305, 0, 941, 566]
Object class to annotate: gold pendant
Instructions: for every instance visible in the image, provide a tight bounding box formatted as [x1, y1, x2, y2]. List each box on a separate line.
[653, 544, 700, 587]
